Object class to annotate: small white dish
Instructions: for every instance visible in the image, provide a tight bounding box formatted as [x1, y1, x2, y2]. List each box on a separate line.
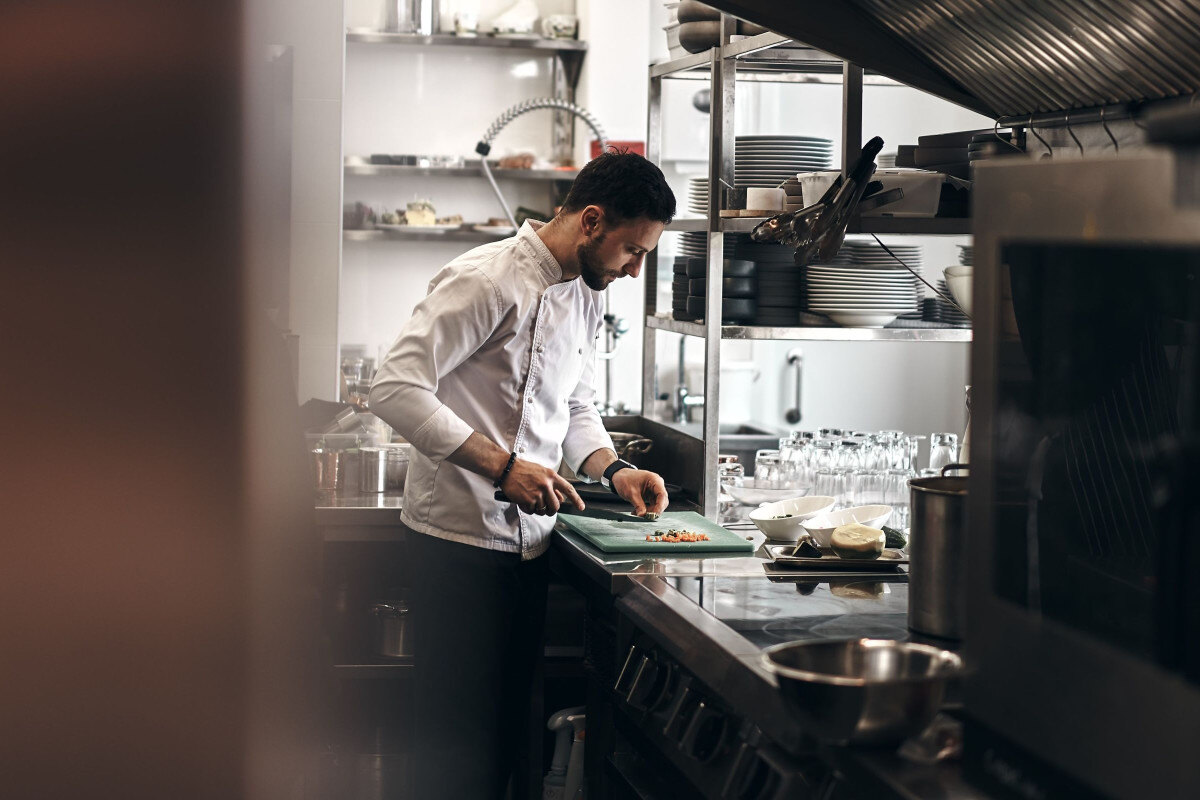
[823, 312, 899, 328]
[749, 496, 837, 542]
[726, 480, 810, 507]
[801, 505, 893, 547]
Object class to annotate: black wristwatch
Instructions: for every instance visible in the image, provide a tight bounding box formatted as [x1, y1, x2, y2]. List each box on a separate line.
[601, 459, 637, 495]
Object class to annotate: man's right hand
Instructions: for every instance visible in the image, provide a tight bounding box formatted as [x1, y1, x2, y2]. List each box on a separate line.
[499, 459, 585, 517]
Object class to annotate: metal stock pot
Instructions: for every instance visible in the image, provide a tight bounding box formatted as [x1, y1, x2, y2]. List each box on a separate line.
[907, 465, 969, 640]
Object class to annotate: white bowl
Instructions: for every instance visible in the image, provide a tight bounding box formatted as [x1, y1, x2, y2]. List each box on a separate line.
[943, 272, 973, 316]
[824, 311, 898, 328]
[726, 480, 810, 507]
[801, 504, 893, 548]
[943, 264, 973, 278]
[749, 496, 837, 542]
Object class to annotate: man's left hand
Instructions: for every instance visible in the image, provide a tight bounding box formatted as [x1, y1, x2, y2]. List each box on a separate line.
[612, 469, 669, 517]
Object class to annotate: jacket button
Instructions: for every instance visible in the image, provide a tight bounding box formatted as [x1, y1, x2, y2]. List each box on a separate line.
[537, 345, 545, 353]
[578, 347, 583, 354]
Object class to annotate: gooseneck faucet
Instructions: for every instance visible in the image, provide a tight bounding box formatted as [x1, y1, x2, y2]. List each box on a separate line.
[674, 336, 705, 424]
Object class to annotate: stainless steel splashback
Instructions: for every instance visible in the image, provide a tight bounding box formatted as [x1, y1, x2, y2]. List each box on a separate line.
[706, 0, 1200, 117]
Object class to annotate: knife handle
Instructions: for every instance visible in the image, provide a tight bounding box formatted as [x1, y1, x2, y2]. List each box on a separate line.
[494, 491, 510, 502]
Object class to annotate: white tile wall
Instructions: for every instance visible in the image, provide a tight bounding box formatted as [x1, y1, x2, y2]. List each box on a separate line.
[291, 98, 345, 224]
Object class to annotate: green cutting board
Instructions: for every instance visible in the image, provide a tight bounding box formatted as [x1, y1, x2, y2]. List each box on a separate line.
[558, 511, 754, 553]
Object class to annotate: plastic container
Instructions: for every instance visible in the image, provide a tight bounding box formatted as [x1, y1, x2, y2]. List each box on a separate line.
[797, 169, 943, 217]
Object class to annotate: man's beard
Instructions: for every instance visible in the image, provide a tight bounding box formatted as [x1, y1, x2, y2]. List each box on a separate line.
[576, 232, 610, 291]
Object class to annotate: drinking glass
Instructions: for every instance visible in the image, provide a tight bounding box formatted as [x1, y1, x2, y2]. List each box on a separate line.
[814, 468, 848, 508]
[854, 470, 886, 506]
[755, 449, 782, 489]
[883, 468, 915, 530]
[929, 432, 959, 473]
[811, 439, 834, 472]
[717, 455, 745, 520]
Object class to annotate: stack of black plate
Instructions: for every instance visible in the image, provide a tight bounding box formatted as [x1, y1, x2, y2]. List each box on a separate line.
[671, 256, 697, 320]
[682, 258, 757, 323]
[923, 283, 971, 327]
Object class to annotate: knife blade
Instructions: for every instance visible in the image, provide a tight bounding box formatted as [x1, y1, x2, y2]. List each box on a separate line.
[558, 506, 653, 523]
[493, 490, 655, 522]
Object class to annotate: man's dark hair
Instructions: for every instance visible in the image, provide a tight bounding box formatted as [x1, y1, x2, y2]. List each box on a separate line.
[560, 151, 676, 224]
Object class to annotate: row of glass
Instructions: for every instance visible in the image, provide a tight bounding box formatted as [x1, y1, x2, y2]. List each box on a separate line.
[719, 429, 960, 528]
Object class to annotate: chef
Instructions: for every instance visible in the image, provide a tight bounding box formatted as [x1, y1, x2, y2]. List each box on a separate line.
[369, 152, 676, 799]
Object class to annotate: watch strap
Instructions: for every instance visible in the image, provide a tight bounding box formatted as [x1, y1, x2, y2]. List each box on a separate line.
[601, 459, 636, 495]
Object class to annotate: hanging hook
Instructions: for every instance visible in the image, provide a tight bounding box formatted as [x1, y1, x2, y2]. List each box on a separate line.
[1100, 107, 1119, 152]
[1028, 115, 1052, 158]
[993, 118, 1023, 153]
[1064, 111, 1084, 156]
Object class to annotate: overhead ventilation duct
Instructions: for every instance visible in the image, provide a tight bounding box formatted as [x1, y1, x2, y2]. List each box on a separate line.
[704, 0, 1200, 118]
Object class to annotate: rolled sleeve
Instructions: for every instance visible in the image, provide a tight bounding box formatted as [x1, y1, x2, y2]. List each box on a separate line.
[368, 264, 502, 464]
[561, 340, 614, 478]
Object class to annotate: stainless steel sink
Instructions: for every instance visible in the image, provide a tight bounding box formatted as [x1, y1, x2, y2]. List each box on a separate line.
[671, 421, 786, 476]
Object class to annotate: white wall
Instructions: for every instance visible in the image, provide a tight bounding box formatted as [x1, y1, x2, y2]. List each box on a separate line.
[248, 0, 345, 402]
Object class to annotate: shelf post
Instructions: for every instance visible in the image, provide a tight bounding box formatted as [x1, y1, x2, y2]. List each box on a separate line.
[698, 17, 739, 518]
[642, 74, 664, 415]
[841, 62, 864, 176]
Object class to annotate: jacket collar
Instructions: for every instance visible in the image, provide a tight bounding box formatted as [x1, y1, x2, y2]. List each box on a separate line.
[520, 220, 571, 287]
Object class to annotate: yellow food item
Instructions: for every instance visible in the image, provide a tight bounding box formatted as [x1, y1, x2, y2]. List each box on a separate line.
[406, 199, 436, 226]
[830, 523, 885, 560]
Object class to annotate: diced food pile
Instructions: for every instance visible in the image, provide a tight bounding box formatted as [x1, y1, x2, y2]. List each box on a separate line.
[646, 528, 711, 543]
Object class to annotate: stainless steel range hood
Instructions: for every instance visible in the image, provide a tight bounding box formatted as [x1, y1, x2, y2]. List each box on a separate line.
[704, 0, 1200, 119]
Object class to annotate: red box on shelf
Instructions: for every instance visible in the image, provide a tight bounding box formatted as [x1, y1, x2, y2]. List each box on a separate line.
[589, 140, 645, 159]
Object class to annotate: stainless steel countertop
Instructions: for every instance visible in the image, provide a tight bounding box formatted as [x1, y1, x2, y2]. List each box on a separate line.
[551, 518, 987, 800]
[314, 490, 404, 532]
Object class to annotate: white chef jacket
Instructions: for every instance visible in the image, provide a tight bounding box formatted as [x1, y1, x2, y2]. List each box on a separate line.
[369, 221, 615, 559]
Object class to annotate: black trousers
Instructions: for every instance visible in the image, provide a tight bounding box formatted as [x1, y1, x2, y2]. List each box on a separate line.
[407, 528, 549, 800]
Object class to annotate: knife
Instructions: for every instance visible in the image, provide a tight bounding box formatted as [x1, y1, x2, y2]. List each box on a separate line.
[493, 490, 658, 522]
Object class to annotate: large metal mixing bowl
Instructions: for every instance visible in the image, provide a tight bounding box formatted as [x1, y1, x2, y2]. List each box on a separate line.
[762, 638, 963, 745]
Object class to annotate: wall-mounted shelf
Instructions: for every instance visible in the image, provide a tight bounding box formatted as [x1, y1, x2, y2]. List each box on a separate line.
[333, 661, 414, 680]
[666, 216, 971, 236]
[651, 31, 898, 84]
[346, 28, 587, 52]
[344, 228, 510, 244]
[647, 314, 971, 341]
[345, 158, 579, 182]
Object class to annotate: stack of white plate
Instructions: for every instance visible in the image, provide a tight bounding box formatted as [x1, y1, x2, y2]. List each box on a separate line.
[805, 266, 923, 328]
[736, 135, 834, 188]
[958, 244, 973, 266]
[840, 239, 923, 272]
[687, 177, 710, 214]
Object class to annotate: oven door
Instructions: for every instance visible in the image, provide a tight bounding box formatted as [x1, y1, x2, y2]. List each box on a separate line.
[966, 153, 1200, 800]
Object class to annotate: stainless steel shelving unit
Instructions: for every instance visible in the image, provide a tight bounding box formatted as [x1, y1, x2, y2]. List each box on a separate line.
[646, 314, 971, 342]
[343, 228, 509, 244]
[643, 24, 973, 516]
[345, 157, 580, 182]
[342, 28, 590, 238]
[346, 28, 587, 52]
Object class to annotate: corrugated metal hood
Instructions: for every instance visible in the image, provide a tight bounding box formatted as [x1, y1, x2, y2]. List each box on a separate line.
[704, 0, 1200, 118]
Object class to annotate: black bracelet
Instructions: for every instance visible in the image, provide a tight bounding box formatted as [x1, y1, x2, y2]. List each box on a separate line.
[494, 451, 518, 489]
